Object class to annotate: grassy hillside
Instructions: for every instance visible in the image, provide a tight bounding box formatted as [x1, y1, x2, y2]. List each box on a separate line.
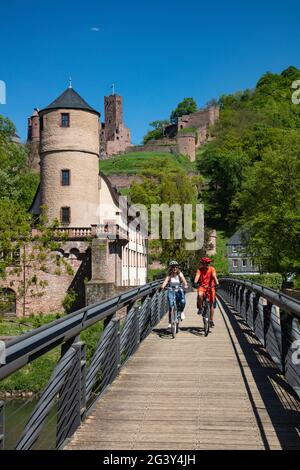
[100, 152, 196, 175]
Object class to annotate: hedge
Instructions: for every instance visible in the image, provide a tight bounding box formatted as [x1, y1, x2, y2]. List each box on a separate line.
[230, 273, 283, 291]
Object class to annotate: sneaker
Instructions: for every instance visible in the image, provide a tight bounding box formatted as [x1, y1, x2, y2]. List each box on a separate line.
[197, 309, 202, 316]
[210, 321, 215, 328]
[168, 323, 171, 329]
[181, 312, 185, 321]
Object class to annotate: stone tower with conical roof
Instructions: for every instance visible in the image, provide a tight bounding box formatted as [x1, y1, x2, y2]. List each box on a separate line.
[39, 86, 101, 227]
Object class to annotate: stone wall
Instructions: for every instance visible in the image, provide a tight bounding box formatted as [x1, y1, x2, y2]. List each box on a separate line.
[106, 174, 143, 189]
[127, 138, 177, 155]
[178, 106, 220, 131]
[0, 241, 90, 317]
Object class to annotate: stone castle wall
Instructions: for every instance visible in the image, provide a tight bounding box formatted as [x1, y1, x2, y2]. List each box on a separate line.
[178, 106, 219, 130]
[1, 241, 90, 317]
[106, 175, 143, 189]
[127, 138, 177, 155]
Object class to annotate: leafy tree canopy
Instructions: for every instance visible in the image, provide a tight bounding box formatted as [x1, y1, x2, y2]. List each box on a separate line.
[170, 98, 197, 124]
[143, 120, 170, 144]
[197, 65, 300, 276]
[0, 115, 39, 209]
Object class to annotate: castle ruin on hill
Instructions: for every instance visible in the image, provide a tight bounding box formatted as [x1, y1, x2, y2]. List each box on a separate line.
[28, 93, 219, 166]
[128, 105, 220, 162]
[27, 91, 132, 168]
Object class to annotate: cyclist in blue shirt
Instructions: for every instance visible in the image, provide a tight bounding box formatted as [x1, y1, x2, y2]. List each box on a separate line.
[162, 260, 188, 328]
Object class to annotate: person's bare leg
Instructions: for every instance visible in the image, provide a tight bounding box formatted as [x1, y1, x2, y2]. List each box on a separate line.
[210, 304, 214, 322]
[197, 294, 204, 312]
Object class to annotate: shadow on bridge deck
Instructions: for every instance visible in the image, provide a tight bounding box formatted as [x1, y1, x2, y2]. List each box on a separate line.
[218, 295, 300, 450]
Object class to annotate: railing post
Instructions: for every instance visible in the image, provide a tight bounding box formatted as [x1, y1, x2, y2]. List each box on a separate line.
[80, 342, 87, 421]
[245, 289, 251, 323]
[263, 301, 272, 349]
[112, 318, 121, 383]
[280, 310, 293, 376]
[240, 286, 245, 315]
[56, 336, 85, 448]
[0, 401, 4, 450]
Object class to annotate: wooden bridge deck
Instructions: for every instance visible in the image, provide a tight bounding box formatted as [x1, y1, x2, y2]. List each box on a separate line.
[65, 293, 300, 450]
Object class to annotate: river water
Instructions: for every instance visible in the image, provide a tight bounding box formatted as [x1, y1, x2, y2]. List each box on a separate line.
[4, 400, 56, 450]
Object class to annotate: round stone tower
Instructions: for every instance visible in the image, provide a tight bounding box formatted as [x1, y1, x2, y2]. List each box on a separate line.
[177, 132, 196, 162]
[39, 86, 100, 227]
[28, 109, 40, 142]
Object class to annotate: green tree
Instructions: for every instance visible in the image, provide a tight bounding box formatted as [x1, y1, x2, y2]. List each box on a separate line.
[129, 167, 205, 274]
[170, 98, 197, 124]
[234, 137, 300, 278]
[143, 120, 170, 144]
[0, 115, 39, 209]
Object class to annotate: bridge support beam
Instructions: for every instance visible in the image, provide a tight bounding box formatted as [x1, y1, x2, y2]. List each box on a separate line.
[56, 337, 86, 449]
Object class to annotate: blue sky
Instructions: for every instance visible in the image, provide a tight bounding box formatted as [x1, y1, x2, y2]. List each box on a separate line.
[1, 0, 300, 143]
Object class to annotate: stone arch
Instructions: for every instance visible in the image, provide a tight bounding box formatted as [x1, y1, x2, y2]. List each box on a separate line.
[53, 249, 65, 258]
[0, 288, 17, 316]
[69, 248, 80, 260]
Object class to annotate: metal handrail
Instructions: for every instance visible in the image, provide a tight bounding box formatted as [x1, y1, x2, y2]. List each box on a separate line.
[0, 280, 162, 381]
[0, 280, 167, 450]
[220, 277, 300, 320]
[219, 277, 300, 399]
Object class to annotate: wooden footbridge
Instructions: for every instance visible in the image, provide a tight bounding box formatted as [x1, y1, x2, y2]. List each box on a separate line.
[0, 279, 299, 450]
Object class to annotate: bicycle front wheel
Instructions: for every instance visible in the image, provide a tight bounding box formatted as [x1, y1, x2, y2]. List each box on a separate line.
[171, 307, 177, 339]
[203, 304, 210, 337]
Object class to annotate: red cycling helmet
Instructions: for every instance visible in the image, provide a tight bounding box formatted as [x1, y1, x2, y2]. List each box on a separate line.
[200, 257, 212, 264]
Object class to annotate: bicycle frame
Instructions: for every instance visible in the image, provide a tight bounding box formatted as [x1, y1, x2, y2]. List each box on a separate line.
[167, 287, 182, 338]
[201, 287, 212, 337]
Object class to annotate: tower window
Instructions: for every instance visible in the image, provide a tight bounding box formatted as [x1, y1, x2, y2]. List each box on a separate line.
[40, 117, 44, 131]
[61, 169, 71, 186]
[61, 207, 71, 224]
[61, 113, 70, 128]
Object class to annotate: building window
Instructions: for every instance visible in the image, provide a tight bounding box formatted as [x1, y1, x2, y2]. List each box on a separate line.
[232, 259, 238, 269]
[232, 246, 238, 254]
[61, 207, 71, 224]
[242, 259, 248, 268]
[61, 169, 70, 186]
[61, 113, 70, 128]
[40, 117, 44, 131]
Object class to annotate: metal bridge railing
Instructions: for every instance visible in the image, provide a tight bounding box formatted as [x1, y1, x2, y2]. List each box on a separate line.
[0, 280, 168, 450]
[219, 278, 300, 399]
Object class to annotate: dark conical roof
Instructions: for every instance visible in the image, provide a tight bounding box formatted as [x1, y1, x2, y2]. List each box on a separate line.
[40, 87, 100, 115]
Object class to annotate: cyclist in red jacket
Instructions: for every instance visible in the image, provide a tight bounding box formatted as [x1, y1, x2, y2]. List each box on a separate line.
[194, 257, 219, 328]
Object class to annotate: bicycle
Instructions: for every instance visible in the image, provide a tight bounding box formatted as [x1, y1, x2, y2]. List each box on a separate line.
[166, 286, 184, 339]
[195, 285, 213, 337]
[201, 287, 211, 337]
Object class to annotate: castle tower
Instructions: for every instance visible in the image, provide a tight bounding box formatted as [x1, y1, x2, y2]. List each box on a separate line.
[177, 132, 196, 162]
[27, 109, 41, 173]
[104, 94, 123, 141]
[27, 109, 40, 142]
[39, 86, 101, 227]
[102, 94, 132, 156]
